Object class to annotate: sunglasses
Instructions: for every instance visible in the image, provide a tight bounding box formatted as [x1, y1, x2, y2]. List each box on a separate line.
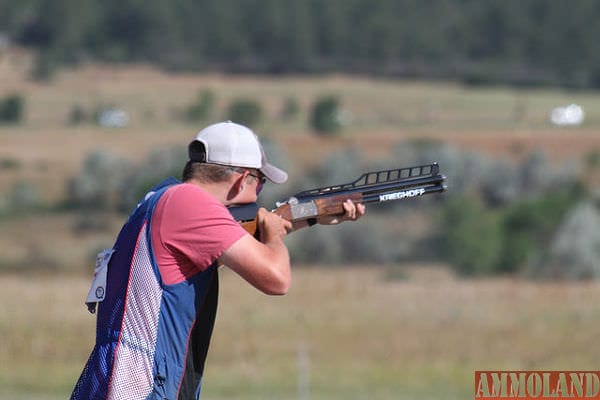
[248, 172, 267, 194]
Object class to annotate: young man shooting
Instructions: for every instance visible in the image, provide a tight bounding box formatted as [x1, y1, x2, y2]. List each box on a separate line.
[71, 121, 364, 399]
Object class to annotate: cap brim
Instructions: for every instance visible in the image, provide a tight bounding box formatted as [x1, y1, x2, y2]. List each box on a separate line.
[260, 162, 288, 184]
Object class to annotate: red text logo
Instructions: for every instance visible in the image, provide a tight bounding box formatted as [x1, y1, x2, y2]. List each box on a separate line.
[475, 371, 600, 399]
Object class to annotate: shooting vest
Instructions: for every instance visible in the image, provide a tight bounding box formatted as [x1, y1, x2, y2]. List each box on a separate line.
[71, 178, 219, 400]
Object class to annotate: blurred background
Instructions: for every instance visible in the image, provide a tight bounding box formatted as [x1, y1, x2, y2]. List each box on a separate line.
[1, 0, 600, 399]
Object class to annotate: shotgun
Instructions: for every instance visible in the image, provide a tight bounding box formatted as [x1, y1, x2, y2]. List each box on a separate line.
[229, 162, 447, 236]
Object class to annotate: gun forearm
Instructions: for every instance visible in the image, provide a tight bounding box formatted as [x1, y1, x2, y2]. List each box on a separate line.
[273, 193, 363, 223]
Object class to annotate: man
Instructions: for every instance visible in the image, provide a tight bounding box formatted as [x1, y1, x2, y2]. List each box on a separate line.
[71, 121, 364, 399]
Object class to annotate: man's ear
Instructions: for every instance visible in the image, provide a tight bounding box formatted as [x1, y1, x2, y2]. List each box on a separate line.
[226, 172, 246, 201]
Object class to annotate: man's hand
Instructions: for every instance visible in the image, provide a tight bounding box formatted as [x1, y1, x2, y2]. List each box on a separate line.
[222, 207, 292, 295]
[258, 207, 293, 242]
[317, 199, 366, 225]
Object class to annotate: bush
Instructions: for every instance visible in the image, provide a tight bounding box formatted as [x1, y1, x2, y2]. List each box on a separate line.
[68, 147, 188, 214]
[0, 93, 24, 124]
[586, 150, 600, 168]
[225, 98, 263, 127]
[67, 150, 131, 210]
[69, 104, 88, 125]
[537, 200, 600, 280]
[390, 141, 581, 209]
[185, 89, 215, 122]
[10, 181, 41, 211]
[312, 148, 364, 186]
[279, 96, 300, 121]
[288, 219, 391, 265]
[440, 196, 503, 276]
[499, 190, 580, 273]
[118, 146, 187, 212]
[0, 157, 21, 170]
[439, 188, 583, 277]
[289, 226, 342, 264]
[310, 95, 342, 134]
[30, 50, 57, 81]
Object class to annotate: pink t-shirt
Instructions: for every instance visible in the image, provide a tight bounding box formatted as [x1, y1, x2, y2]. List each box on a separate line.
[150, 183, 248, 285]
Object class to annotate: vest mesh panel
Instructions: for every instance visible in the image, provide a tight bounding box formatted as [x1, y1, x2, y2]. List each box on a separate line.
[107, 225, 162, 399]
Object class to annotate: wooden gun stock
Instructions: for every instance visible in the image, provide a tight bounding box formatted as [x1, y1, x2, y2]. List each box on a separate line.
[239, 219, 259, 236]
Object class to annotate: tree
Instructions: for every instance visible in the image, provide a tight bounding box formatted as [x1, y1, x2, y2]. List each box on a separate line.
[310, 95, 342, 134]
[225, 98, 263, 128]
[0, 93, 25, 124]
[440, 196, 503, 276]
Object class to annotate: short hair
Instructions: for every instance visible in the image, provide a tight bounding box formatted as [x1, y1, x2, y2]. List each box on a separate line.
[181, 161, 243, 183]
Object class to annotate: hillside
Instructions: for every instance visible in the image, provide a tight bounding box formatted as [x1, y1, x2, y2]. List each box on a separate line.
[2, 48, 600, 199]
[1, 47, 599, 272]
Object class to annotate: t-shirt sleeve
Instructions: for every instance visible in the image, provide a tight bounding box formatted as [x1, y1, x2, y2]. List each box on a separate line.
[152, 184, 248, 282]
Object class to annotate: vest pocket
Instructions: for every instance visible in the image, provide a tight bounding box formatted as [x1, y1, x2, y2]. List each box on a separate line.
[152, 354, 168, 398]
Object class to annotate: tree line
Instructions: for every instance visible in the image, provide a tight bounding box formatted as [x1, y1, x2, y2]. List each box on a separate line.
[2, 0, 600, 88]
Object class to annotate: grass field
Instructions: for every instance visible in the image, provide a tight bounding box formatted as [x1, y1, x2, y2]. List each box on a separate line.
[1, 266, 600, 399]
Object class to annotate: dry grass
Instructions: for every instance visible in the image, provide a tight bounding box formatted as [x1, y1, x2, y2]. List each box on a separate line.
[2, 266, 599, 399]
[206, 265, 600, 399]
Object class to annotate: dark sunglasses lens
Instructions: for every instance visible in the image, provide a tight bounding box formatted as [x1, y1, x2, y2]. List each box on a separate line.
[256, 180, 264, 194]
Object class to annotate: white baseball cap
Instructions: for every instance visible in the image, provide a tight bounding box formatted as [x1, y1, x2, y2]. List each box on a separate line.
[188, 121, 288, 184]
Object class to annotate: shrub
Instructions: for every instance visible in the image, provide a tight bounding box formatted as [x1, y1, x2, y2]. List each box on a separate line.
[390, 141, 581, 208]
[336, 220, 394, 263]
[0, 93, 25, 123]
[30, 51, 57, 81]
[185, 89, 215, 122]
[10, 181, 41, 211]
[289, 226, 342, 264]
[537, 200, 600, 280]
[438, 188, 583, 277]
[391, 141, 490, 199]
[279, 96, 300, 121]
[310, 95, 342, 134]
[68, 146, 188, 214]
[440, 196, 503, 276]
[69, 104, 88, 125]
[313, 148, 364, 185]
[67, 150, 131, 210]
[0, 157, 21, 170]
[118, 146, 187, 212]
[586, 149, 600, 168]
[225, 98, 263, 127]
[0, 194, 8, 217]
[289, 219, 393, 265]
[499, 190, 581, 273]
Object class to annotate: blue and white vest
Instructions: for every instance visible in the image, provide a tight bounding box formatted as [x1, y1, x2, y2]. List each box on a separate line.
[71, 178, 219, 400]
